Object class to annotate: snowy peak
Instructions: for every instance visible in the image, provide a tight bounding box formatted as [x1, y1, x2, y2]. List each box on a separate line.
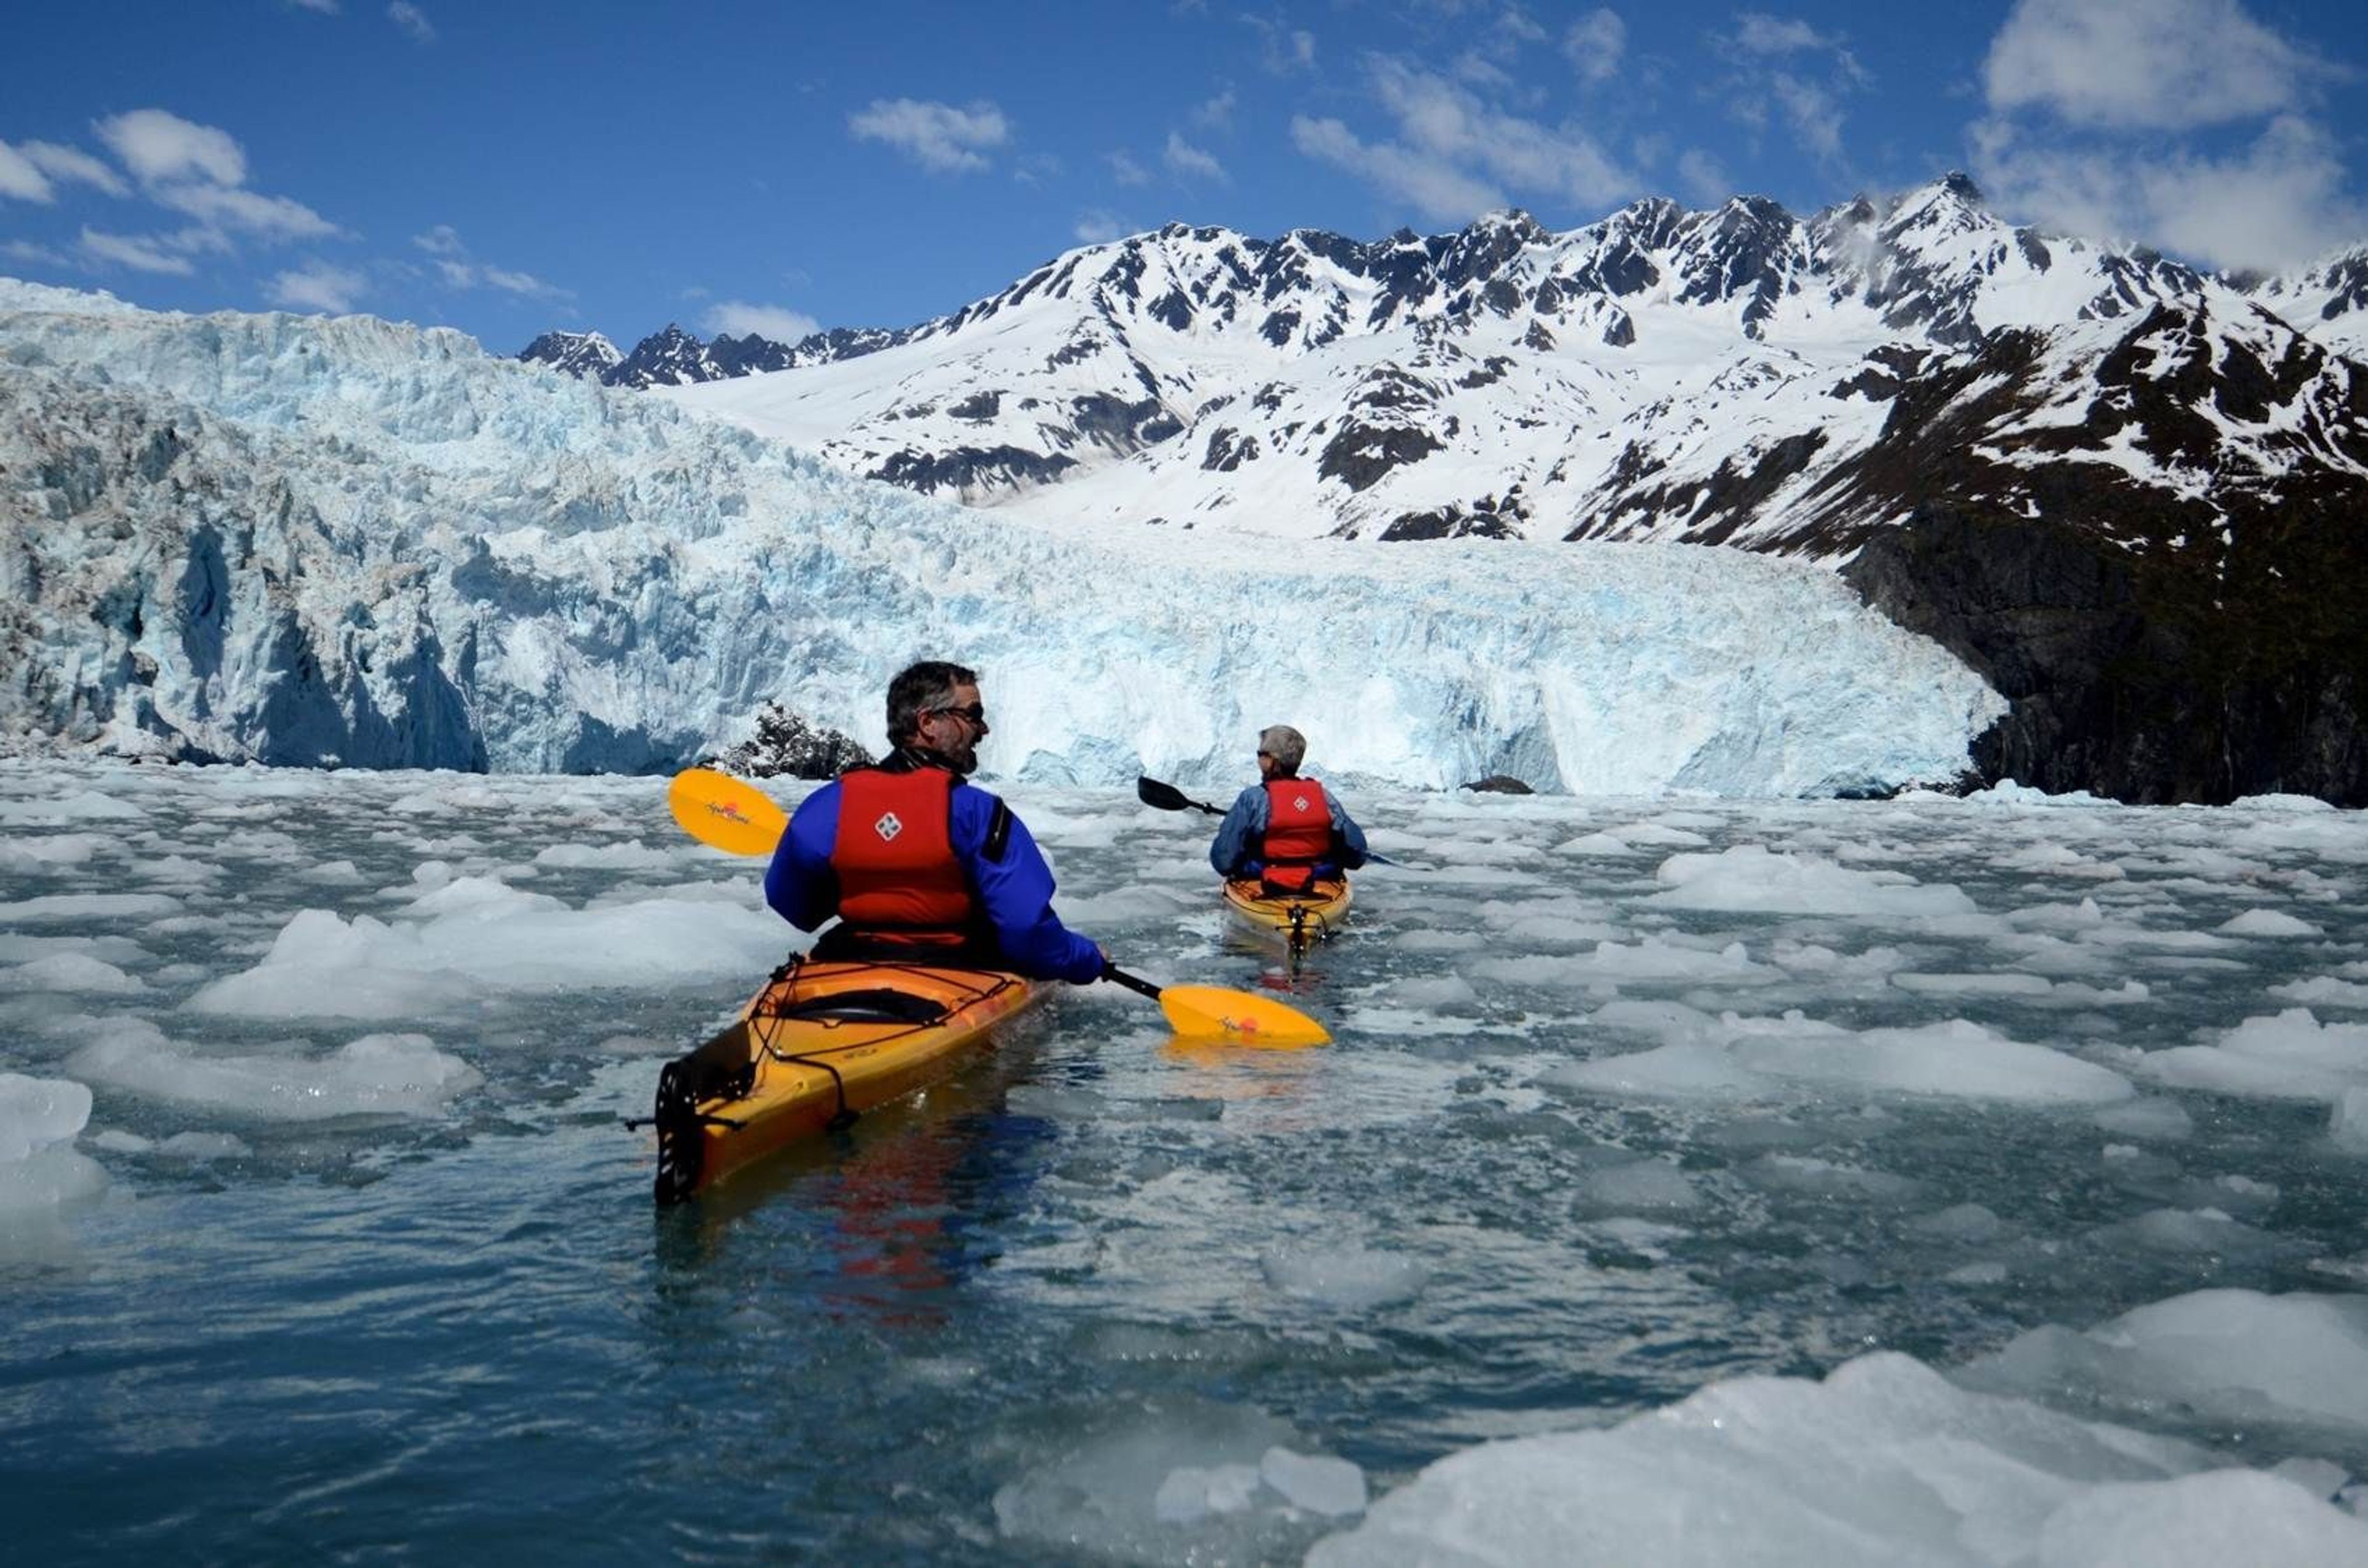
[519, 329, 622, 380]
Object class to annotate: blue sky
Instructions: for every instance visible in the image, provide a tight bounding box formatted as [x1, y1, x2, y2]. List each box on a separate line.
[4, 1, 2364, 352]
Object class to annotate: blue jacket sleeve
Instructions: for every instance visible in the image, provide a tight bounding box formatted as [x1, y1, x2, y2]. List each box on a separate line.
[952, 786, 1104, 983]
[1209, 786, 1267, 877]
[1328, 794, 1370, 871]
[763, 784, 841, 930]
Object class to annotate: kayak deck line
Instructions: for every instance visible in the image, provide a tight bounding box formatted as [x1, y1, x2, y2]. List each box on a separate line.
[651, 956, 1043, 1205]
[1221, 877, 1353, 951]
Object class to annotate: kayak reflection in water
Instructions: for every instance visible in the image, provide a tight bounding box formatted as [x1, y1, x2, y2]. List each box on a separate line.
[763, 660, 1107, 982]
[1208, 724, 1370, 895]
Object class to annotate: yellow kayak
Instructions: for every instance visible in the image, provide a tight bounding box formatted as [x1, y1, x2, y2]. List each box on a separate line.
[652, 958, 1043, 1204]
[1222, 877, 1352, 948]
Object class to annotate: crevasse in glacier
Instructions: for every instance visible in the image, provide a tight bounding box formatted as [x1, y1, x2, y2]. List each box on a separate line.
[0, 278, 2003, 792]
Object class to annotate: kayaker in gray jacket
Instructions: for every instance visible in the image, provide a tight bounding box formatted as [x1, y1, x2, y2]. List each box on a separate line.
[1209, 724, 1369, 889]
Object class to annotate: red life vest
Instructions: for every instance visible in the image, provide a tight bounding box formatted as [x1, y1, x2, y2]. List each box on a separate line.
[1259, 778, 1334, 892]
[831, 767, 975, 949]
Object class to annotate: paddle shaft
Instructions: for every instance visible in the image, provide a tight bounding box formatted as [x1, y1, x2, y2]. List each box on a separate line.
[1101, 963, 1164, 1000]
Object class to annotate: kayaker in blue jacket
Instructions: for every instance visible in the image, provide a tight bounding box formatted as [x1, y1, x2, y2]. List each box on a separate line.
[1209, 725, 1369, 891]
[765, 661, 1106, 982]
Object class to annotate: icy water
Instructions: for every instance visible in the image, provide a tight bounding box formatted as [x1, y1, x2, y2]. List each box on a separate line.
[4, 761, 2368, 1565]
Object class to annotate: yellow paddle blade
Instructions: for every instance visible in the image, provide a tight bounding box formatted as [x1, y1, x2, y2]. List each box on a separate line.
[667, 768, 789, 857]
[1157, 985, 1330, 1048]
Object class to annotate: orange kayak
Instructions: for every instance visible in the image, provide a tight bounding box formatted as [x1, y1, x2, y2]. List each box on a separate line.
[1221, 877, 1352, 948]
[652, 958, 1043, 1204]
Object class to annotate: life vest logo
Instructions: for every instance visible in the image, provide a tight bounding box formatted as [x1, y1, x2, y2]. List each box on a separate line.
[873, 811, 903, 842]
[1293, 795, 1310, 811]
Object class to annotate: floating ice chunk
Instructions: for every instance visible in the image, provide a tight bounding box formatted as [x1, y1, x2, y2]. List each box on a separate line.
[1154, 1463, 1262, 1522]
[2219, 908, 2324, 937]
[1891, 971, 2055, 997]
[1647, 845, 1975, 917]
[2333, 1090, 2368, 1155]
[2089, 1207, 2287, 1260]
[1906, 1202, 2005, 1242]
[2134, 1009, 2368, 1104]
[0, 893, 181, 924]
[1965, 779, 2116, 807]
[994, 1398, 1327, 1564]
[68, 1022, 482, 1120]
[187, 887, 787, 1019]
[1963, 1289, 2368, 1439]
[1260, 1247, 1431, 1308]
[0, 790, 141, 823]
[1552, 1012, 2132, 1107]
[0, 832, 108, 874]
[2031, 1469, 2368, 1568]
[2092, 1098, 2195, 1141]
[0, 1073, 107, 1211]
[1, 953, 146, 995]
[297, 859, 366, 885]
[1551, 831, 1638, 856]
[2273, 976, 2368, 1010]
[155, 1131, 251, 1160]
[532, 840, 681, 871]
[1260, 1447, 1367, 1517]
[1576, 1159, 1700, 1213]
[1478, 937, 1778, 989]
[1378, 974, 1478, 1009]
[1745, 1154, 1922, 1204]
[1310, 1351, 2368, 1568]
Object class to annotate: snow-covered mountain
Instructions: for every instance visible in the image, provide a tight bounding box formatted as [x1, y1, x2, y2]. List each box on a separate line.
[0, 277, 1999, 793]
[517, 329, 621, 382]
[642, 174, 2368, 557]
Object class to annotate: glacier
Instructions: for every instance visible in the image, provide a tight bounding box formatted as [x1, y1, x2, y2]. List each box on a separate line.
[1, 277, 2002, 792]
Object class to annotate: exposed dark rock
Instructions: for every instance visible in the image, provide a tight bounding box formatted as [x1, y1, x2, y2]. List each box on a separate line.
[1463, 774, 1534, 794]
[718, 703, 873, 780]
[1843, 499, 2368, 805]
[868, 446, 1078, 494]
[1318, 420, 1445, 493]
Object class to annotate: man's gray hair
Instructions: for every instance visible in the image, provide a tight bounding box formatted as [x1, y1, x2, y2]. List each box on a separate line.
[887, 660, 979, 747]
[1257, 724, 1307, 774]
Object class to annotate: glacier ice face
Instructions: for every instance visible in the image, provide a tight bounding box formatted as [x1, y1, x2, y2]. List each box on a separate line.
[0, 282, 2002, 792]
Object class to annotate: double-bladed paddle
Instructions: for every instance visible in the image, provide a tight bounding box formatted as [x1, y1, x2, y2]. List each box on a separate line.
[666, 768, 1330, 1048]
[1135, 774, 1407, 868]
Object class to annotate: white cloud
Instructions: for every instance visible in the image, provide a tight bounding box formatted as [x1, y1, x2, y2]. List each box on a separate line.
[1244, 15, 1317, 74]
[1291, 115, 1507, 223]
[702, 301, 820, 342]
[847, 98, 1009, 174]
[1563, 9, 1626, 85]
[154, 183, 339, 240]
[3, 239, 70, 266]
[96, 109, 247, 187]
[1107, 149, 1151, 186]
[1712, 15, 1866, 173]
[1985, 0, 2324, 131]
[1164, 131, 1227, 182]
[1193, 88, 1238, 130]
[80, 228, 196, 274]
[286, 0, 341, 12]
[1677, 147, 1732, 205]
[1972, 112, 2361, 273]
[0, 142, 52, 202]
[1299, 57, 1630, 220]
[1074, 210, 1133, 244]
[1732, 12, 1843, 55]
[25, 142, 130, 197]
[388, 2, 435, 43]
[1970, 0, 2361, 273]
[267, 263, 366, 313]
[413, 224, 466, 256]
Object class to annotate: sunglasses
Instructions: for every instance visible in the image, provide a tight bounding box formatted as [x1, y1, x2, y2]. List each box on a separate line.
[930, 702, 988, 727]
